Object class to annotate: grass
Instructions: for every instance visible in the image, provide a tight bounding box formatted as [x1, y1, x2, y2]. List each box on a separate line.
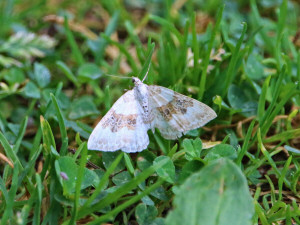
[0, 0, 300, 224]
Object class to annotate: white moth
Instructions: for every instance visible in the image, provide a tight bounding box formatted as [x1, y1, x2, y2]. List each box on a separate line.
[88, 76, 217, 153]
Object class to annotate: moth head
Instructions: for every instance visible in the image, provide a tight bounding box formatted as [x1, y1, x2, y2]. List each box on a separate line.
[132, 77, 142, 86]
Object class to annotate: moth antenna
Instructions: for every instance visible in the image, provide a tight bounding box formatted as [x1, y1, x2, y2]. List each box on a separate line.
[141, 62, 151, 82]
[105, 74, 132, 79]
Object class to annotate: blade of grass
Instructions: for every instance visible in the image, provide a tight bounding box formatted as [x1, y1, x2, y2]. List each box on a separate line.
[125, 20, 145, 62]
[138, 42, 155, 80]
[95, 10, 120, 63]
[259, 66, 286, 128]
[298, 51, 300, 89]
[250, 0, 274, 53]
[265, 175, 276, 203]
[236, 120, 255, 166]
[221, 22, 247, 98]
[40, 116, 56, 180]
[69, 142, 88, 225]
[198, 5, 224, 100]
[254, 200, 269, 225]
[264, 128, 300, 143]
[261, 85, 296, 137]
[40, 115, 56, 154]
[56, 61, 80, 87]
[153, 133, 168, 155]
[18, 145, 42, 186]
[20, 193, 35, 225]
[258, 128, 291, 188]
[101, 34, 138, 74]
[191, 12, 200, 83]
[149, 15, 183, 44]
[33, 173, 42, 225]
[0, 131, 23, 169]
[51, 93, 68, 156]
[64, 16, 85, 65]
[124, 153, 135, 175]
[0, 175, 8, 202]
[257, 76, 271, 124]
[278, 155, 292, 200]
[275, 0, 287, 69]
[1, 163, 19, 224]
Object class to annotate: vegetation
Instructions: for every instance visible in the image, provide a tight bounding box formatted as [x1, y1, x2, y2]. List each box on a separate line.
[0, 0, 299, 224]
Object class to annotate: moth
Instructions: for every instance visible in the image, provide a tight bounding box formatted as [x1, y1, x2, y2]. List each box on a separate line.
[88, 75, 216, 153]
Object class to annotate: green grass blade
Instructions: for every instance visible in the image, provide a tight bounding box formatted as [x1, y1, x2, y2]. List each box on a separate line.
[138, 42, 155, 80]
[64, 16, 85, 65]
[198, 5, 224, 100]
[278, 155, 292, 200]
[95, 10, 120, 63]
[264, 128, 300, 143]
[124, 153, 135, 175]
[261, 85, 296, 137]
[33, 173, 42, 225]
[1, 163, 19, 224]
[101, 34, 138, 74]
[56, 61, 80, 87]
[18, 145, 42, 186]
[0, 175, 8, 202]
[236, 120, 255, 166]
[258, 129, 291, 189]
[275, 0, 287, 68]
[40, 115, 56, 155]
[50, 93, 68, 156]
[149, 15, 183, 44]
[260, 66, 286, 127]
[221, 22, 247, 98]
[257, 76, 271, 124]
[125, 20, 145, 62]
[191, 12, 200, 83]
[69, 142, 88, 225]
[0, 131, 23, 169]
[13, 116, 28, 153]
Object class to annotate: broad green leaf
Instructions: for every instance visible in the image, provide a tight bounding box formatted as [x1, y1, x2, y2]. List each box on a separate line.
[102, 151, 125, 173]
[112, 171, 132, 186]
[77, 63, 103, 81]
[205, 144, 237, 161]
[165, 158, 254, 225]
[135, 203, 164, 225]
[245, 53, 264, 80]
[178, 160, 203, 184]
[56, 156, 98, 195]
[182, 138, 202, 160]
[137, 150, 156, 170]
[153, 156, 175, 183]
[23, 81, 40, 99]
[228, 84, 258, 116]
[68, 96, 99, 119]
[4, 67, 25, 85]
[34, 62, 51, 88]
[149, 186, 168, 201]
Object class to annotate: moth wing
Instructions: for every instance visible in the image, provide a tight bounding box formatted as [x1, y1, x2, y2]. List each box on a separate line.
[88, 90, 150, 153]
[149, 85, 217, 139]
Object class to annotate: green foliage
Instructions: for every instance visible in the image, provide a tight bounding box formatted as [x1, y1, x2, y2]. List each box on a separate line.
[166, 158, 254, 225]
[0, 0, 300, 224]
[0, 32, 56, 67]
